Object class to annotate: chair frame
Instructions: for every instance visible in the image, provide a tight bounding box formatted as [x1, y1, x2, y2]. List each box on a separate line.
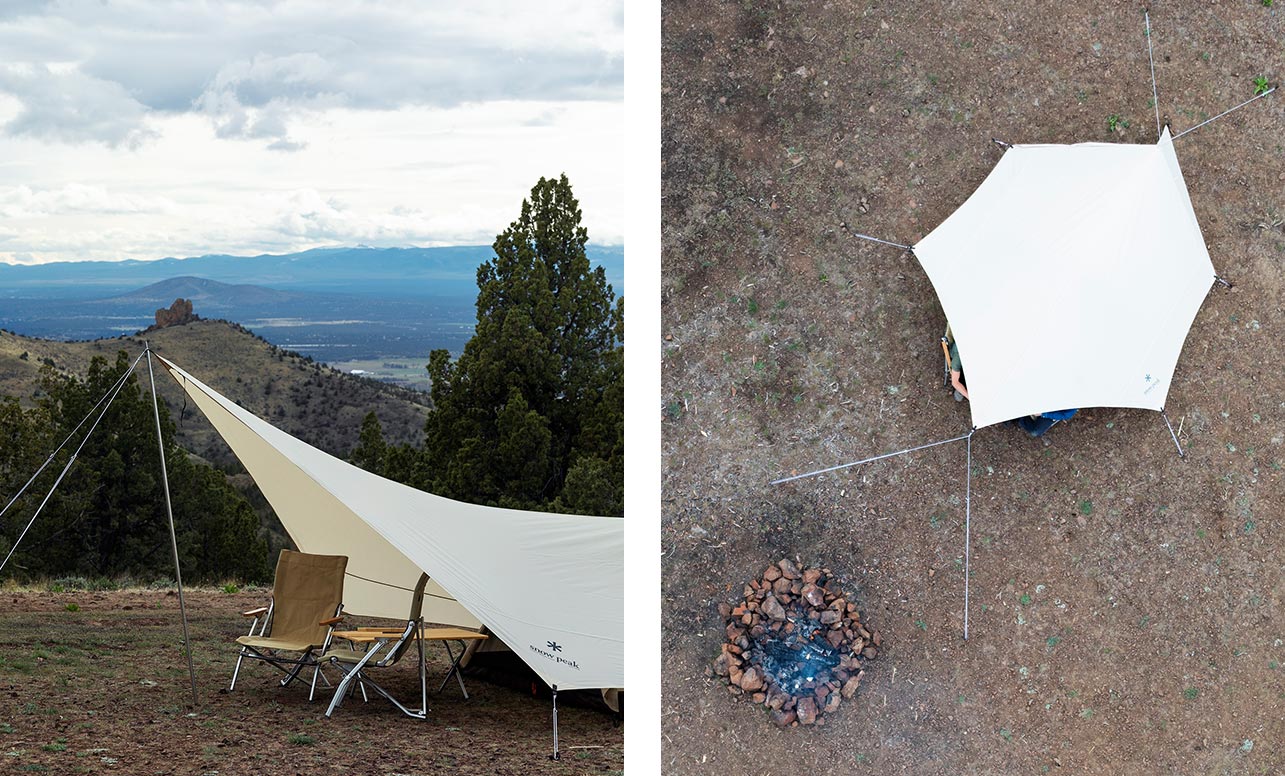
[230, 601, 345, 701]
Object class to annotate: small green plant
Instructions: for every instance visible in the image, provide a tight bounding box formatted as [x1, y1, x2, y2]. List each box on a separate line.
[287, 733, 315, 746]
[64, 603, 79, 613]
[1106, 114, 1130, 132]
[1020, 593, 1032, 606]
[1079, 500, 1093, 516]
[222, 583, 239, 594]
[999, 728, 1014, 742]
[1182, 686, 1199, 700]
[914, 618, 928, 631]
[0, 723, 13, 734]
[40, 741, 66, 753]
[1253, 76, 1271, 96]
[1263, 0, 1273, 8]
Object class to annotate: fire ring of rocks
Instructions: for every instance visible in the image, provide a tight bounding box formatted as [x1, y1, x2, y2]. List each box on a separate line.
[712, 558, 880, 728]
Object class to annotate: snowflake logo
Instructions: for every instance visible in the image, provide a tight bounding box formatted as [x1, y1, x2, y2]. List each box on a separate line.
[547, 641, 563, 652]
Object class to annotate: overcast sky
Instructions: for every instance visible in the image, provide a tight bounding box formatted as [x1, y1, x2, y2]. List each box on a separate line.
[0, 1, 624, 265]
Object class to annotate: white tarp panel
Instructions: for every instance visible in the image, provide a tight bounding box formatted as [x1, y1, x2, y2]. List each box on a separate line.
[914, 128, 1215, 429]
[158, 356, 623, 691]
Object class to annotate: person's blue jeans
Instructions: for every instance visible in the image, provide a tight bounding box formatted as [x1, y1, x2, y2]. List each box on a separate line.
[1017, 415, 1059, 437]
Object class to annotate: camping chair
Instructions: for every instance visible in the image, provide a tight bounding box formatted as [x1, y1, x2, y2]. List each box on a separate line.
[230, 550, 348, 701]
[321, 572, 432, 719]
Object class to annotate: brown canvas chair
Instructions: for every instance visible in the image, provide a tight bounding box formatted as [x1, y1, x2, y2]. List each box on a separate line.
[321, 572, 431, 719]
[230, 549, 348, 701]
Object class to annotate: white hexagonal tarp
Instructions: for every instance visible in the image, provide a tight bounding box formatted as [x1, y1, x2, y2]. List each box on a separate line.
[155, 355, 623, 692]
[914, 128, 1216, 429]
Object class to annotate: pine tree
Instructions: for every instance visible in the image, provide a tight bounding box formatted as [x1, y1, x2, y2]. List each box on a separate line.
[423, 175, 623, 514]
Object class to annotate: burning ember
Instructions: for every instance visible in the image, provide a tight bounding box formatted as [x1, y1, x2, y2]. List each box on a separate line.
[712, 558, 879, 727]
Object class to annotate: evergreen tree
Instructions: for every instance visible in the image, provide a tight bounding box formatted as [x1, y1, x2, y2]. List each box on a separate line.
[423, 175, 623, 514]
[0, 353, 270, 583]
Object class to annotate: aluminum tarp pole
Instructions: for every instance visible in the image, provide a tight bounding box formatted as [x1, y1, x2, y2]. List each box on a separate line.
[963, 429, 975, 640]
[844, 229, 912, 252]
[146, 346, 199, 708]
[1161, 409, 1185, 459]
[551, 685, 561, 760]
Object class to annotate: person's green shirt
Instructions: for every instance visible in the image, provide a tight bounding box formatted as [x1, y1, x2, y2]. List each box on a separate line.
[949, 341, 962, 372]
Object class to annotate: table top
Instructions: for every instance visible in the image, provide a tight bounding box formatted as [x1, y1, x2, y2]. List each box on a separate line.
[333, 627, 489, 644]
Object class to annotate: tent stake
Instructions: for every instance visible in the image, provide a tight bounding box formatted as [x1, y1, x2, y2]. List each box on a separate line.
[991, 138, 1012, 149]
[771, 431, 972, 485]
[550, 685, 560, 761]
[1144, 10, 1161, 139]
[1160, 409, 1185, 459]
[1214, 275, 1233, 289]
[145, 346, 199, 709]
[963, 428, 975, 641]
[1171, 87, 1276, 141]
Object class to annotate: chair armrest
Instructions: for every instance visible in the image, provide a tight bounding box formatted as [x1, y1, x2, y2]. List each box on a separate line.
[241, 607, 269, 617]
[319, 616, 345, 626]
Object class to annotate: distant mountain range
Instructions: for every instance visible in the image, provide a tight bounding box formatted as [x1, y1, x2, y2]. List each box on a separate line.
[108, 276, 312, 307]
[0, 244, 625, 370]
[0, 244, 625, 300]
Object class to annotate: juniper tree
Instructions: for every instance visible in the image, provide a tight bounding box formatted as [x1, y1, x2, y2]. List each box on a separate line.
[423, 175, 623, 514]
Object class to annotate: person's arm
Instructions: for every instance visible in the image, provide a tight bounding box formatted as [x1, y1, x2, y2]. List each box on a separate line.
[951, 370, 969, 399]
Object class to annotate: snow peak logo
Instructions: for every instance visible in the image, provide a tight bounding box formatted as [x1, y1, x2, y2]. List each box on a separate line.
[1143, 373, 1161, 395]
[529, 641, 580, 671]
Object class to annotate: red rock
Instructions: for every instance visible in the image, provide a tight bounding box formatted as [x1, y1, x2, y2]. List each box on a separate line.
[802, 568, 822, 585]
[752, 692, 766, 704]
[725, 623, 745, 641]
[796, 696, 818, 725]
[872, 630, 882, 647]
[778, 558, 800, 579]
[739, 667, 764, 692]
[819, 609, 841, 625]
[717, 602, 732, 618]
[862, 646, 878, 660]
[841, 675, 861, 698]
[771, 708, 796, 727]
[731, 605, 747, 617]
[814, 684, 831, 702]
[790, 580, 803, 595]
[763, 565, 782, 582]
[802, 584, 825, 607]
[826, 630, 845, 649]
[761, 595, 787, 621]
[728, 665, 743, 686]
[825, 693, 842, 713]
[859, 627, 871, 640]
[712, 652, 731, 676]
[741, 613, 753, 625]
[772, 577, 792, 596]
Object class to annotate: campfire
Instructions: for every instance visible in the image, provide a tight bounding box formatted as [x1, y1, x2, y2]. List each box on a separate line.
[712, 559, 879, 727]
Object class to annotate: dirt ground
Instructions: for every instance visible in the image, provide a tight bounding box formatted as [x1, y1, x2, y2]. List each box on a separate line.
[661, 2, 1284, 774]
[0, 589, 622, 775]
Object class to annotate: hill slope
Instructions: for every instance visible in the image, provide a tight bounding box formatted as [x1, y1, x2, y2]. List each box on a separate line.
[0, 319, 431, 465]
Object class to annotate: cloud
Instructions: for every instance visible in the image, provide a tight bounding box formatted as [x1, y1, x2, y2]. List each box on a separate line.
[0, 1, 623, 148]
[0, 64, 157, 148]
[0, 183, 177, 218]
